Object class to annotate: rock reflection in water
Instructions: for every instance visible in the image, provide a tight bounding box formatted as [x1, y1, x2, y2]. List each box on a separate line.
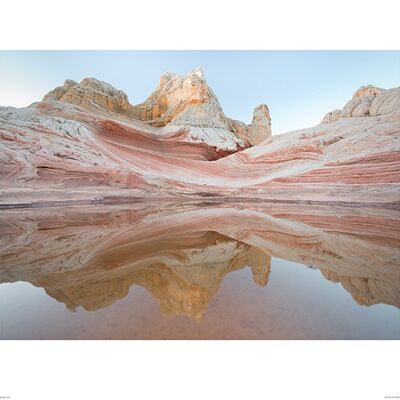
[1, 202, 399, 338]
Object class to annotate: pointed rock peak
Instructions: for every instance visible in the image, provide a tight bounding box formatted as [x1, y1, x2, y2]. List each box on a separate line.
[242, 104, 272, 145]
[158, 68, 206, 89]
[189, 66, 205, 79]
[254, 103, 270, 113]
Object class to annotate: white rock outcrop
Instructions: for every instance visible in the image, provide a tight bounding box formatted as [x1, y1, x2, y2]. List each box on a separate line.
[322, 85, 400, 123]
[321, 109, 341, 124]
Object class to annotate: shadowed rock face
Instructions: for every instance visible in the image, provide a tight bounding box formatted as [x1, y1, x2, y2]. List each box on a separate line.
[1, 203, 399, 317]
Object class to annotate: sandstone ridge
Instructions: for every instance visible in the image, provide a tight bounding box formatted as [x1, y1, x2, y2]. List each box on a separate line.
[42, 68, 272, 150]
[322, 84, 400, 123]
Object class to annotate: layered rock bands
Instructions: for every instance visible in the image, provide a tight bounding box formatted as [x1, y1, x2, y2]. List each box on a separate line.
[1, 69, 399, 207]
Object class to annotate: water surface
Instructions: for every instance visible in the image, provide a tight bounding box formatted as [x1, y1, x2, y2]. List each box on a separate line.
[1, 202, 399, 339]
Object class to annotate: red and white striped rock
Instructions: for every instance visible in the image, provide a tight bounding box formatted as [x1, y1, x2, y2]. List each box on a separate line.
[1, 76, 399, 208]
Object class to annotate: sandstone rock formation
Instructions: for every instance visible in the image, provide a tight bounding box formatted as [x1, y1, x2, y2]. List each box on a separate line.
[2, 73, 400, 340]
[43, 78, 136, 118]
[1, 76, 399, 209]
[41, 68, 272, 152]
[322, 84, 400, 122]
[247, 103, 272, 144]
[321, 109, 341, 124]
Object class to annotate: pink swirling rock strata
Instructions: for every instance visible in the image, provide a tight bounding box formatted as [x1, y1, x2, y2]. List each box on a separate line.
[1, 75, 399, 207]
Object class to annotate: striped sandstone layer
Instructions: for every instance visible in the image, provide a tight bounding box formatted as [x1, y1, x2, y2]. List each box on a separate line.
[1, 76, 399, 207]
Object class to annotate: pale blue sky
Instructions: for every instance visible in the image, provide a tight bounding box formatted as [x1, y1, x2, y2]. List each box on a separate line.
[0, 51, 399, 133]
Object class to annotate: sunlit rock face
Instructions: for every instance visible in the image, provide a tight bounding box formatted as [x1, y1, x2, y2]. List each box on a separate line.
[134, 67, 224, 126]
[1, 203, 399, 317]
[41, 68, 272, 152]
[116, 66, 271, 146]
[43, 78, 137, 118]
